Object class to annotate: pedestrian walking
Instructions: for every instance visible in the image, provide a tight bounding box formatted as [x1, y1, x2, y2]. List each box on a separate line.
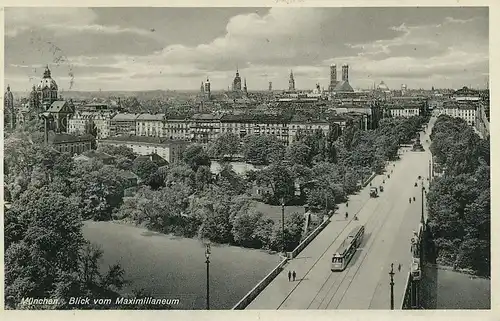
[288, 271, 291, 282]
[345, 212, 348, 220]
[292, 271, 296, 282]
[398, 263, 402, 272]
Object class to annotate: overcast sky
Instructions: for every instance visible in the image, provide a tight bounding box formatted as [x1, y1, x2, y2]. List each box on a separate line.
[4, 7, 489, 92]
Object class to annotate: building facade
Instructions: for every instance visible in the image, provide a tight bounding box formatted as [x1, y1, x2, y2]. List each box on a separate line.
[136, 113, 164, 137]
[48, 133, 93, 155]
[164, 115, 190, 140]
[386, 105, 421, 118]
[98, 136, 188, 164]
[189, 113, 222, 144]
[439, 102, 477, 126]
[110, 113, 139, 136]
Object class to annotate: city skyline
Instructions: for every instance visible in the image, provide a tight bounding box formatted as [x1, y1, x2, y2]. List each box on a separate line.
[5, 7, 489, 92]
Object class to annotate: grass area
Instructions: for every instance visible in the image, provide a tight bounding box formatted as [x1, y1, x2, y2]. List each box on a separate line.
[250, 201, 306, 223]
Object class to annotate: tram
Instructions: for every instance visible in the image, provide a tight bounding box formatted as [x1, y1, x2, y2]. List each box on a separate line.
[331, 225, 365, 271]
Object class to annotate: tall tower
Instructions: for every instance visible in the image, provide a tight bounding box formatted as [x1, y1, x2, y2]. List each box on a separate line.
[200, 81, 205, 94]
[269, 81, 273, 91]
[243, 78, 248, 95]
[289, 70, 295, 91]
[204, 77, 211, 100]
[330, 64, 337, 91]
[4, 85, 15, 129]
[232, 68, 242, 91]
[342, 64, 349, 82]
[37, 65, 59, 110]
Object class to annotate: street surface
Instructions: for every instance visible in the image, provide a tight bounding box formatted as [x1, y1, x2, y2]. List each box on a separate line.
[247, 116, 436, 310]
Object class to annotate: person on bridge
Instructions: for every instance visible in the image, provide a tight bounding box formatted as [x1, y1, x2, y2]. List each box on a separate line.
[413, 196, 416, 202]
[409, 198, 411, 204]
[398, 263, 402, 272]
[292, 271, 296, 282]
[288, 271, 291, 282]
[345, 212, 349, 220]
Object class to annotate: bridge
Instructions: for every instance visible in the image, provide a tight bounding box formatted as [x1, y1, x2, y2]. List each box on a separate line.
[240, 116, 437, 310]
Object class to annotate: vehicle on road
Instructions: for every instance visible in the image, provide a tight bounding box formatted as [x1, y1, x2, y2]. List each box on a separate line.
[379, 185, 384, 192]
[414, 182, 418, 187]
[370, 187, 378, 197]
[331, 225, 365, 271]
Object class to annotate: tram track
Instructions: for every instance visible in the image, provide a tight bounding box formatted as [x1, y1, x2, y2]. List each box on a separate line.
[324, 191, 399, 309]
[276, 185, 376, 310]
[308, 157, 410, 309]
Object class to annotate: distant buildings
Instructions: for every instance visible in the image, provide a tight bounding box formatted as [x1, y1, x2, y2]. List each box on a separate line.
[330, 64, 354, 94]
[98, 136, 187, 163]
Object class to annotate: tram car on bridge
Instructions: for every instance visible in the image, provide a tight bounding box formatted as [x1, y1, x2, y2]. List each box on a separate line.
[331, 225, 365, 271]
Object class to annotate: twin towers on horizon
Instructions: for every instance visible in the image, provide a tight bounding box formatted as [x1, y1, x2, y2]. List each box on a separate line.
[201, 63, 352, 92]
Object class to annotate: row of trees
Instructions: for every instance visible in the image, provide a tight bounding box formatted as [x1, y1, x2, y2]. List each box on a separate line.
[426, 115, 490, 276]
[3, 129, 185, 309]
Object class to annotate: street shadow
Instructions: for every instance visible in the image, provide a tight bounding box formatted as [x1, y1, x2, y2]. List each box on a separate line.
[294, 277, 309, 282]
[293, 256, 312, 260]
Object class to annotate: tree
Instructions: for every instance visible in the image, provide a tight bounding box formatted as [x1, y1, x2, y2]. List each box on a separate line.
[212, 132, 240, 159]
[256, 162, 294, 204]
[182, 144, 211, 171]
[242, 135, 285, 165]
[71, 161, 128, 221]
[194, 189, 234, 244]
[132, 157, 159, 187]
[195, 165, 212, 191]
[286, 141, 312, 167]
[4, 185, 127, 309]
[165, 164, 196, 190]
[232, 210, 273, 249]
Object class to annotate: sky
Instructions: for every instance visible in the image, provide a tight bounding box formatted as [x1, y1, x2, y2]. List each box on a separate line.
[4, 7, 489, 92]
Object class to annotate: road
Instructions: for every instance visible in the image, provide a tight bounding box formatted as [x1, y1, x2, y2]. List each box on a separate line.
[246, 116, 436, 310]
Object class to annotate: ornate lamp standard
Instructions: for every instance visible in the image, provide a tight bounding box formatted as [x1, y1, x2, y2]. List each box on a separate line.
[204, 241, 211, 310]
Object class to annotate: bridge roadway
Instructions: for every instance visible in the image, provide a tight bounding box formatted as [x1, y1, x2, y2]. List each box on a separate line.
[247, 117, 435, 310]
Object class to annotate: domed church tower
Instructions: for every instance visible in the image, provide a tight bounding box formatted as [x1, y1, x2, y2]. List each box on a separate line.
[37, 65, 59, 110]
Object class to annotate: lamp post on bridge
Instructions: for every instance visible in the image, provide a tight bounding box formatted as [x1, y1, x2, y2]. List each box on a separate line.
[204, 241, 211, 310]
[389, 263, 395, 310]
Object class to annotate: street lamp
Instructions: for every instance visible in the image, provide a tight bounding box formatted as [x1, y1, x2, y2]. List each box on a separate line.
[281, 197, 285, 254]
[204, 241, 211, 310]
[421, 185, 425, 225]
[389, 263, 395, 310]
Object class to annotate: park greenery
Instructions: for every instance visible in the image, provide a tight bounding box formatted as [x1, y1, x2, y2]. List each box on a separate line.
[4, 114, 428, 308]
[427, 115, 490, 276]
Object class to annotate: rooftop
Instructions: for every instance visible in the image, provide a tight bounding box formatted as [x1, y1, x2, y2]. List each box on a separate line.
[49, 133, 94, 144]
[101, 135, 189, 145]
[111, 113, 140, 121]
[136, 113, 165, 121]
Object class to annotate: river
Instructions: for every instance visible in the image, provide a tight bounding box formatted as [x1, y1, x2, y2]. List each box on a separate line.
[82, 221, 279, 310]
